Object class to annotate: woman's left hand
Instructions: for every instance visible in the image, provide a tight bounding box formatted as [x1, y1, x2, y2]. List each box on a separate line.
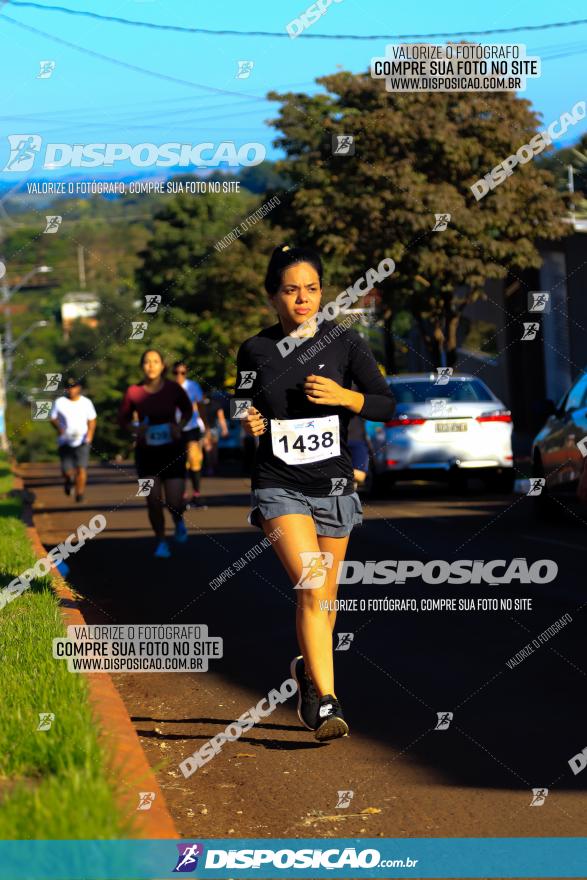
[304, 375, 349, 407]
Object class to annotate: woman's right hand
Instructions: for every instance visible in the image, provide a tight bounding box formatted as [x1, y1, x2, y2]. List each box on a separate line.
[133, 424, 147, 442]
[202, 429, 213, 452]
[243, 406, 268, 437]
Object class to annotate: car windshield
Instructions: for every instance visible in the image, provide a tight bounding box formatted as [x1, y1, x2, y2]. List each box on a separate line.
[390, 379, 493, 403]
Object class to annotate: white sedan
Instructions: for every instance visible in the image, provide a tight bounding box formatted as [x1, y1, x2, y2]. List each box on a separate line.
[368, 373, 514, 492]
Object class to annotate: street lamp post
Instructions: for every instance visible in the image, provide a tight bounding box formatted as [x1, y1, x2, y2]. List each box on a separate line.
[8, 357, 45, 388]
[1, 263, 52, 380]
[0, 263, 52, 450]
[6, 320, 49, 360]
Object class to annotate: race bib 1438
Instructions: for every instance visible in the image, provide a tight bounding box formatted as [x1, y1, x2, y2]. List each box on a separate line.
[270, 415, 340, 466]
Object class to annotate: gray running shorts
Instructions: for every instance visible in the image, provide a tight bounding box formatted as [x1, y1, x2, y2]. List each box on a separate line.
[248, 487, 363, 537]
[59, 442, 90, 471]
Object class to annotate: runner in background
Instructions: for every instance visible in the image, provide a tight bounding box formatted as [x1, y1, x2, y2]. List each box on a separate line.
[203, 390, 230, 475]
[236, 244, 395, 742]
[119, 350, 192, 559]
[172, 360, 209, 507]
[50, 377, 97, 503]
[347, 414, 371, 492]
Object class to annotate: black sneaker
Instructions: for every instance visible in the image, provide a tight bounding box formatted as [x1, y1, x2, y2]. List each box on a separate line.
[315, 694, 349, 742]
[64, 477, 72, 496]
[290, 655, 320, 731]
[75, 493, 84, 503]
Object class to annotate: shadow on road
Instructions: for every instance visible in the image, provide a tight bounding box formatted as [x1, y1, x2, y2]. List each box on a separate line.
[26, 463, 587, 796]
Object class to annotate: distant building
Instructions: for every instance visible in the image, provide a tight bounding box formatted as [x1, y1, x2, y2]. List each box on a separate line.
[61, 292, 100, 337]
[500, 222, 587, 444]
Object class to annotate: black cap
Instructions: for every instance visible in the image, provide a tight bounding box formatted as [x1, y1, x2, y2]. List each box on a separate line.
[65, 377, 82, 388]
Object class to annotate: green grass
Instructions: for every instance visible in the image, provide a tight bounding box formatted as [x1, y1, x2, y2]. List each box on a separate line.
[0, 461, 132, 839]
[0, 461, 14, 497]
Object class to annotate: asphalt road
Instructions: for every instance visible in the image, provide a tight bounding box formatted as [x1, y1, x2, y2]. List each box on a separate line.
[21, 460, 587, 845]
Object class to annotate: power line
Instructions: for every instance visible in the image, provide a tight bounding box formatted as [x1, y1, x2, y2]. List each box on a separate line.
[540, 47, 587, 61]
[1, 15, 269, 101]
[0, 102, 272, 129]
[5, 1, 587, 39]
[0, 83, 321, 128]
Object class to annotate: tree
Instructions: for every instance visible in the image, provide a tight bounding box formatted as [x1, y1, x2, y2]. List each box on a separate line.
[239, 161, 290, 194]
[536, 132, 587, 214]
[268, 72, 571, 366]
[136, 191, 289, 383]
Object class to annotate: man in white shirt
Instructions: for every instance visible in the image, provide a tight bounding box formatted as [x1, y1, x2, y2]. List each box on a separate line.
[50, 377, 97, 502]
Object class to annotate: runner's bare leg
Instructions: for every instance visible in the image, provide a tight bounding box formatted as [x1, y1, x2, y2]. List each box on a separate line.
[260, 513, 343, 697]
[62, 467, 75, 490]
[163, 477, 186, 523]
[317, 533, 349, 632]
[75, 467, 87, 497]
[145, 476, 165, 538]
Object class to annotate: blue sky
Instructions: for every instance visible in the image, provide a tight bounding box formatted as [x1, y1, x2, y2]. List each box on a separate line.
[0, 0, 585, 179]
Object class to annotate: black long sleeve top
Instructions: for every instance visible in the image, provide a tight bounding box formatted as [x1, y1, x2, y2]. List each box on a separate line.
[235, 320, 395, 496]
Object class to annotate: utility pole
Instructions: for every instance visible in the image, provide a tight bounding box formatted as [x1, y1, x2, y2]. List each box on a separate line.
[568, 164, 575, 226]
[0, 333, 8, 452]
[1, 220, 8, 451]
[0, 257, 13, 380]
[78, 244, 86, 289]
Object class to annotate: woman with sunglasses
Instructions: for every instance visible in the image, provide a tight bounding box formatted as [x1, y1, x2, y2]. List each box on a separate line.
[235, 245, 395, 741]
[119, 349, 193, 558]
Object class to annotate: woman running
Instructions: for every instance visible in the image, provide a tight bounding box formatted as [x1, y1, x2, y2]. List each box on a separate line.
[119, 349, 193, 558]
[236, 244, 395, 741]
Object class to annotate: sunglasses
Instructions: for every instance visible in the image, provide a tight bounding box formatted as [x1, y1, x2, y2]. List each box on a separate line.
[173, 369, 187, 375]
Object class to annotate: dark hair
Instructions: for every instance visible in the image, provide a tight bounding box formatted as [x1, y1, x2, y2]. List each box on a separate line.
[264, 244, 323, 296]
[140, 348, 167, 376]
[172, 360, 187, 370]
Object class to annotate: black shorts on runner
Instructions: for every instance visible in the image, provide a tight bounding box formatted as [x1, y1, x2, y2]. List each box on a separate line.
[183, 427, 202, 443]
[135, 443, 186, 480]
[59, 443, 90, 471]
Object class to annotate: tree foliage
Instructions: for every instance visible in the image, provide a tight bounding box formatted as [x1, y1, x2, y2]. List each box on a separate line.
[135, 191, 289, 374]
[268, 72, 571, 365]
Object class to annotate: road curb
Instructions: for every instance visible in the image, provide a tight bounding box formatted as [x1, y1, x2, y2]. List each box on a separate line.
[12, 465, 178, 839]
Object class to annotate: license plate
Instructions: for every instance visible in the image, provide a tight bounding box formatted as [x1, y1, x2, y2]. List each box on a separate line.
[435, 422, 468, 432]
